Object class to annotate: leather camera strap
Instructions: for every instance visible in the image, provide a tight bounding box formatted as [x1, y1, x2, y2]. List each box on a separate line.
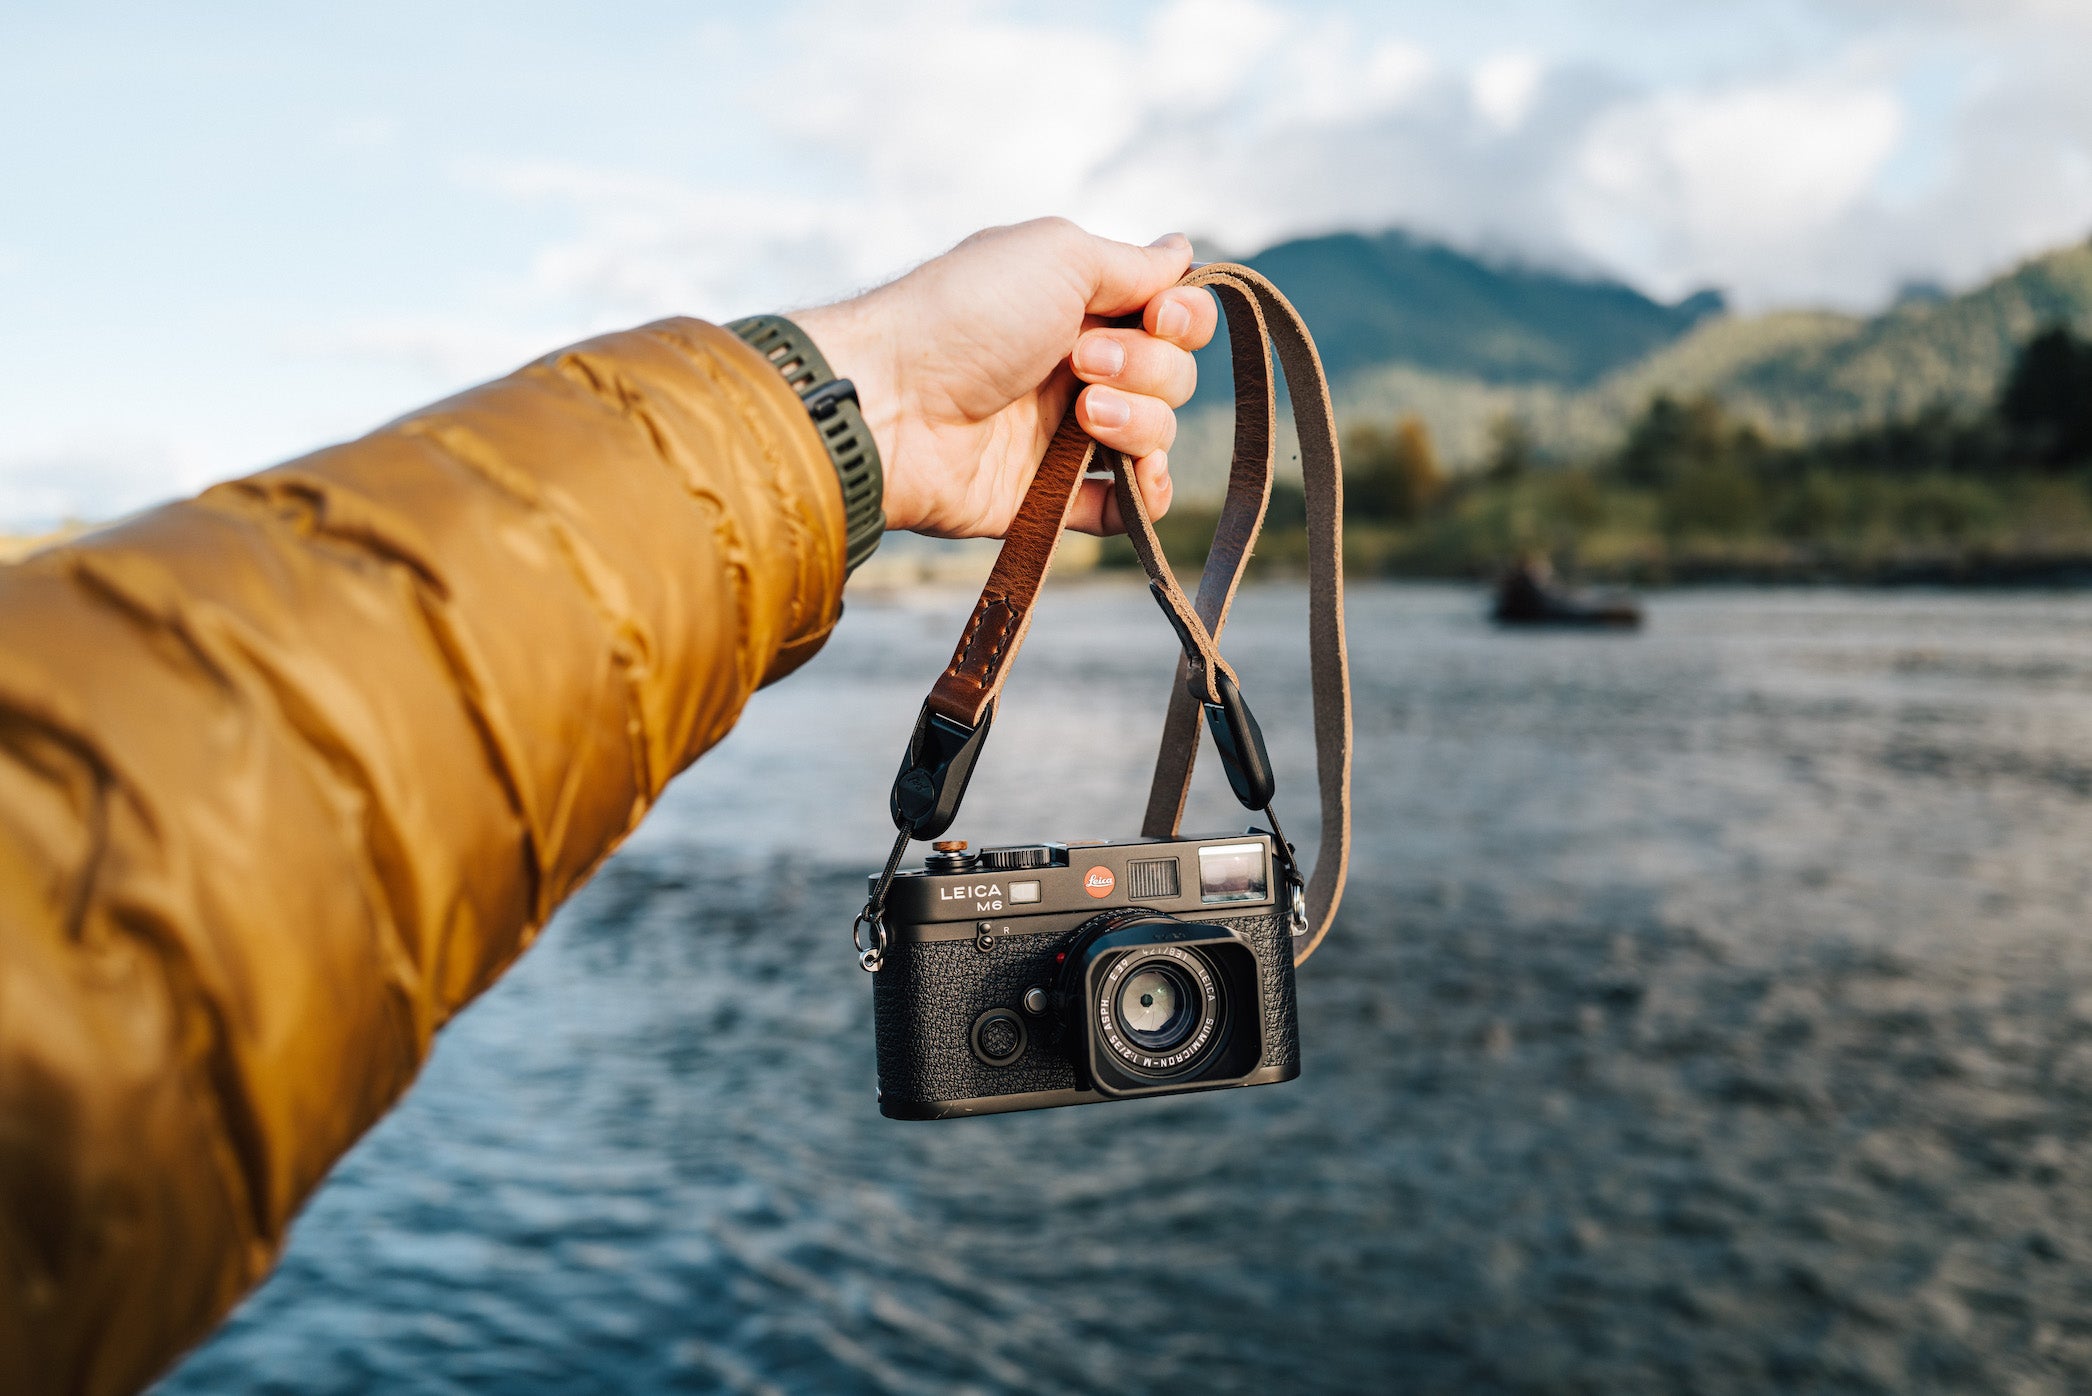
[870, 263, 1351, 970]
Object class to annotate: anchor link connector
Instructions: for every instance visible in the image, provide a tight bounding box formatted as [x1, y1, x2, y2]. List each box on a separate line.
[1262, 803, 1309, 939]
[854, 827, 912, 973]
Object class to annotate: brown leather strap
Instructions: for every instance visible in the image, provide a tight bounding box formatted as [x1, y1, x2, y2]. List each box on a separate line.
[926, 409, 1097, 726]
[1135, 270, 1278, 839]
[912, 262, 1351, 965]
[1112, 266, 1351, 962]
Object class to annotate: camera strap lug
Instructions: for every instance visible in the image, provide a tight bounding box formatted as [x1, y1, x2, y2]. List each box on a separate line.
[853, 826, 913, 973]
[1256, 810, 1310, 938]
[856, 699, 1001, 971]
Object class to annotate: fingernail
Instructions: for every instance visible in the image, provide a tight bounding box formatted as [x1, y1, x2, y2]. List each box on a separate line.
[1156, 298, 1191, 340]
[1074, 335, 1125, 378]
[1086, 387, 1130, 428]
[1149, 231, 1191, 251]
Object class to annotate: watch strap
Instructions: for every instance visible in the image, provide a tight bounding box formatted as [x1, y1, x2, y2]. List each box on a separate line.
[728, 314, 884, 574]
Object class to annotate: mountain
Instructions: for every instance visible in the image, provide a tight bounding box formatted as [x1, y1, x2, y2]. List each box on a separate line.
[1172, 232, 2092, 498]
[1601, 240, 2092, 438]
[1199, 229, 1723, 393]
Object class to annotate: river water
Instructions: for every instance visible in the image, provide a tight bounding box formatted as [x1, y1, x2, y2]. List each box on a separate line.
[156, 582, 2092, 1394]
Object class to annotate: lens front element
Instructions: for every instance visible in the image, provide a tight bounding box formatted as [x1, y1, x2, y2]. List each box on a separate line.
[1095, 946, 1222, 1078]
[1116, 964, 1195, 1050]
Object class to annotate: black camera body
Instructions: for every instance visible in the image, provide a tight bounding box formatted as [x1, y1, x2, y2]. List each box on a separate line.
[858, 264, 1349, 1123]
[870, 832, 1300, 1120]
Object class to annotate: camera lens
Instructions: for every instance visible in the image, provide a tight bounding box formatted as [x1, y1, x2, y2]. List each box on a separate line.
[1091, 942, 1224, 1079]
[1115, 963, 1197, 1051]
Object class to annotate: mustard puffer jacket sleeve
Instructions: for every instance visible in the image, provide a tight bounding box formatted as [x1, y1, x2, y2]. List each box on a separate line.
[0, 317, 849, 1396]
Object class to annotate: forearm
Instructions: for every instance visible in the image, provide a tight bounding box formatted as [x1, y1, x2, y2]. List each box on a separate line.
[0, 317, 844, 1395]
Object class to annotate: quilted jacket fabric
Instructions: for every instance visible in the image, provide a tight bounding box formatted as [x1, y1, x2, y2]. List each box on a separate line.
[0, 317, 847, 1395]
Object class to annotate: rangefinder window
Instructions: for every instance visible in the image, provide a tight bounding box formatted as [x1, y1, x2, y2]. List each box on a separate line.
[1197, 842, 1267, 904]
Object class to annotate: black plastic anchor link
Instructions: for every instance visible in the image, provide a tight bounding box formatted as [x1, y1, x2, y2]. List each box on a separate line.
[1142, 580, 1277, 812]
[1201, 669, 1277, 812]
[889, 700, 995, 840]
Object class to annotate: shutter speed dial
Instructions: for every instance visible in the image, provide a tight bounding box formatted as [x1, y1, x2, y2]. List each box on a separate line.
[979, 843, 1066, 871]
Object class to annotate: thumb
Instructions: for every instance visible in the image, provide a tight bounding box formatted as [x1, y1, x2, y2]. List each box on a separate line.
[1082, 231, 1195, 316]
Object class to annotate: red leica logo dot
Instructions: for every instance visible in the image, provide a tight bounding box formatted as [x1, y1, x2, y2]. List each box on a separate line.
[1083, 866, 1115, 898]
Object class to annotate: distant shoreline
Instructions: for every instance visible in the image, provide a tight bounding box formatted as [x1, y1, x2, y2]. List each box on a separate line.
[1358, 554, 2092, 589]
[0, 525, 89, 564]
[16, 523, 2088, 592]
[852, 557, 2092, 597]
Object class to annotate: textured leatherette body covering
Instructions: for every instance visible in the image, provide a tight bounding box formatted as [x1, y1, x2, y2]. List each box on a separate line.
[874, 912, 1299, 1111]
[0, 319, 847, 1396]
[1247, 913, 1302, 1070]
[876, 932, 1084, 1104]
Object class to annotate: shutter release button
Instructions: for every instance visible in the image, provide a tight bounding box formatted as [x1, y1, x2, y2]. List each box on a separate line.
[925, 840, 979, 873]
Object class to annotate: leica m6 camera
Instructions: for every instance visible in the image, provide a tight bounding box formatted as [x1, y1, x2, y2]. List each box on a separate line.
[855, 261, 1349, 1123]
[869, 832, 1299, 1119]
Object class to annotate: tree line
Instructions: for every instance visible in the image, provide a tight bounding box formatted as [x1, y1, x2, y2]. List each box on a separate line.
[1134, 323, 2092, 583]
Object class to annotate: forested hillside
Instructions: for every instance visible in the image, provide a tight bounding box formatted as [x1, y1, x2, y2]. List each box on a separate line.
[1175, 233, 2092, 497]
[1606, 242, 2092, 438]
[1209, 229, 1721, 389]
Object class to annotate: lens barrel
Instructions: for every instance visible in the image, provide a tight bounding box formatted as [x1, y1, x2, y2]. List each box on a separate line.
[1093, 943, 1224, 1079]
[1052, 908, 1267, 1100]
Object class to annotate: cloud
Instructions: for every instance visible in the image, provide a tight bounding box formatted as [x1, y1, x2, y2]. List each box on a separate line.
[1824, 0, 2092, 24]
[0, 442, 204, 529]
[283, 315, 553, 385]
[19, 0, 2092, 533]
[1567, 79, 1905, 302]
[1473, 53, 1545, 132]
[1892, 43, 2092, 286]
[465, 161, 856, 321]
[443, 0, 2092, 322]
[471, 3, 1562, 322]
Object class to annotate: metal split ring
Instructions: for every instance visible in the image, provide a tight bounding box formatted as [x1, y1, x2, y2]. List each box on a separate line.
[851, 905, 889, 973]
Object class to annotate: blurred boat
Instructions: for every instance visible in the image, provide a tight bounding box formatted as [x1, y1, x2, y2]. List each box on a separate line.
[1492, 556, 1642, 628]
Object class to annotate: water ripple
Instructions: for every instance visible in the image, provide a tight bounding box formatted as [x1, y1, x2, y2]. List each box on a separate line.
[157, 584, 2092, 1394]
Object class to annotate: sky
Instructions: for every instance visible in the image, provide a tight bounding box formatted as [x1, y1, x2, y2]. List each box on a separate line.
[3, 0, 2091, 527]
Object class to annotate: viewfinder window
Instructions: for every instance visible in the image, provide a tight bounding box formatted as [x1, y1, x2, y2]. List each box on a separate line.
[1197, 843, 1267, 904]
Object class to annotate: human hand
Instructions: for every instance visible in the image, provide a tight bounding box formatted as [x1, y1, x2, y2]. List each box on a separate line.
[791, 218, 1218, 539]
